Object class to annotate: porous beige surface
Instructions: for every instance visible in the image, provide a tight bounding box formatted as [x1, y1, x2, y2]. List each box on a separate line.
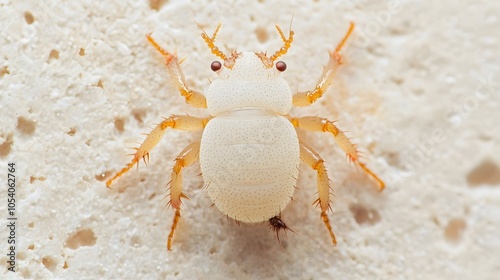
[1, 0, 499, 279]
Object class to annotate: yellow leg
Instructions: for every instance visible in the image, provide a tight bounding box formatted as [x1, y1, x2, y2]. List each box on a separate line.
[106, 115, 207, 187]
[167, 141, 200, 250]
[299, 142, 336, 246]
[146, 34, 207, 108]
[291, 116, 385, 190]
[292, 23, 354, 107]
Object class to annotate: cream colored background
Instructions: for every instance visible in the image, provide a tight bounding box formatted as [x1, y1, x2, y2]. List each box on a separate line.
[1, 0, 499, 279]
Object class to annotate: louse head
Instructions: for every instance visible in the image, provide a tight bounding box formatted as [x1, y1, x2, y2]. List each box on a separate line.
[202, 24, 294, 116]
[201, 23, 293, 80]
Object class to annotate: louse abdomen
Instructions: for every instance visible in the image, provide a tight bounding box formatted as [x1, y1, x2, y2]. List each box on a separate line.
[199, 110, 300, 222]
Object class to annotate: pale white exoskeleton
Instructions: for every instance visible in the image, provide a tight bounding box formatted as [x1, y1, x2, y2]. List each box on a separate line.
[106, 22, 384, 250]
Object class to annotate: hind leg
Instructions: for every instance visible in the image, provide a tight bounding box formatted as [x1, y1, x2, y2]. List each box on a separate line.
[167, 141, 200, 250]
[299, 142, 337, 246]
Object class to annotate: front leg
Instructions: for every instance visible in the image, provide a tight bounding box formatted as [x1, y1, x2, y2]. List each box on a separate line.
[291, 116, 385, 190]
[299, 142, 337, 246]
[147, 34, 207, 108]
[292, 23, 354, 107]
[106, 115, 208, 187]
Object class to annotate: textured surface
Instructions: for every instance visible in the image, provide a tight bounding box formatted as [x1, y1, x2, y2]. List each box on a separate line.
[1, 0, 500, 279]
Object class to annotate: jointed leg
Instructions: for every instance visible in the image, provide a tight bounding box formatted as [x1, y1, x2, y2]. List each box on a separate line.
[299, 142, 337, 246]
[291, 116, 385, 190]
[292, 23, 354, 107]
[146, 34, 207, 108]
[106, 115, 207, 187]
[168, 141, 200, 250]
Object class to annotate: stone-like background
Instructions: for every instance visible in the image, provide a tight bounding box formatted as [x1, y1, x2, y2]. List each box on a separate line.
[1, 0, 499, 279]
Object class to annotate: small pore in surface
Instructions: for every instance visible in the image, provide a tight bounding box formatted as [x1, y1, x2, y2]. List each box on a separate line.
[0, 65, 9, 77]
[255, 26, 269, 43]
[48, 49, 59, 61]
[114, 117, 125, 132]
[30, 175, 46, 183]
[0, 133, 13, 157]
[349, 203, 381, 226]
[444, 218, 466, 244]
[64, 228, 97, 249]
[20, 267, 31, 279]
[67, 127, 77, 136]
[95, 171, 112, 182]
[24, 11, 35, 24]
[466, 159, 500, 187]
[130, 235, 141, 246]
[209, 245, 218, 254]
[148, 192, 156, 201]
[42, 256, 57, 272]
[17, 117, 36, 135]
[132, 108, 147, 124]
[149, 0, 167, 10]
[384, 151, 400, 168]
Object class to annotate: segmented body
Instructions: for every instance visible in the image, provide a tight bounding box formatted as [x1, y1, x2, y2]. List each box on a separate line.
[200, 108, 299, 222]
[199, 51, 299, 222]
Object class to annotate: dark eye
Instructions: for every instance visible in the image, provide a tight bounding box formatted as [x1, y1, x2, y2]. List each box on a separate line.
[275, 61, 287, 72]
[211, 61, 222, 71]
